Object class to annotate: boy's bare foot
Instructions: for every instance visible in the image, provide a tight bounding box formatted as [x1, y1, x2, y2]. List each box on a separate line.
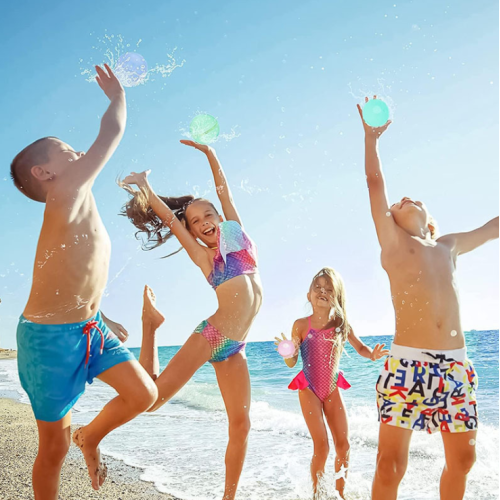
[142, 285, 165, 329]
[72, 427, 107, 490]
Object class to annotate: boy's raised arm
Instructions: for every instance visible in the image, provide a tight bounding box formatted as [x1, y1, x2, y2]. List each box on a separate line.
[442, 216, 499, 255]
[180, 140, 242, 226]
[357, 99, 398, 250]
[70, 64, 126, 187]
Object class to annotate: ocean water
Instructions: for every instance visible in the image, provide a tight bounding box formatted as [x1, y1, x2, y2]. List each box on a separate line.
[0, 331, 498, 500]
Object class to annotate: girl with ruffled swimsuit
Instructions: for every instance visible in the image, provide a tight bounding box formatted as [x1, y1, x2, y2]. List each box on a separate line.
[121, 140, 262, 500]
[276, 267, 388, 499]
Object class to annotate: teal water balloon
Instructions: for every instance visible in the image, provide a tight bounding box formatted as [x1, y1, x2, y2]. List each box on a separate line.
[114, 52, 148, 87]
[190, 114, 220, 145]
[362, 99, 390, 127]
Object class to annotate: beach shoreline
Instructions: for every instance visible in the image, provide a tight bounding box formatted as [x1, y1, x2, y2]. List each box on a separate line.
[0, 348, 17, 360]
[0, 396, 179, 500]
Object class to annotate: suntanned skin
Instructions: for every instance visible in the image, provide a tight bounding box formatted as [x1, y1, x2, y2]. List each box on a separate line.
[358, 98, 498, 351]
[276, 275, 388, 499]
[18, 65, 157, 500]
[23, 140, 111, 324]
[124, 141, 262, 500]
[358, 96, 499, 500]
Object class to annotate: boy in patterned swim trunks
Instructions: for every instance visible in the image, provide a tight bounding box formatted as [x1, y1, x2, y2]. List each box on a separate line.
[10, 65, 158, 498]
[357, 97, 498, 500]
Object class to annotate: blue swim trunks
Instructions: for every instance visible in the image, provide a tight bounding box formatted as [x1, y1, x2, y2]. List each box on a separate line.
[17, 311, 135, 422]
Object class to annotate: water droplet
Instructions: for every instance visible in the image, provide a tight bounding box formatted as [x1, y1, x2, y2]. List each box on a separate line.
[336, 327, 341, 332]
[469, 439, 476, 446]
[386, 212, 391, 217]
[451, 330, 457, 337]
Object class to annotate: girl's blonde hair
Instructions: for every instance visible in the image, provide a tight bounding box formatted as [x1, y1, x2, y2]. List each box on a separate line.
[309, 267, 350, 342]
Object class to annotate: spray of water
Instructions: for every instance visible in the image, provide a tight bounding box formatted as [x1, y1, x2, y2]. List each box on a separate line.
[80, 33, 185, 87]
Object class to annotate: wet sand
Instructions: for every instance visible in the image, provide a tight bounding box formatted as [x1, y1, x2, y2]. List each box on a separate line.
[0, 349, 17, 360]
[0, 397, 179, 499]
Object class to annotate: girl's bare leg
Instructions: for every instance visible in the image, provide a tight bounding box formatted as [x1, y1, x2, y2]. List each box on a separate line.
[213, 352, 251, 500]
[298, 388, 330, 495]
[140, 285, 165, 380]
[139, 285, 212, 411]
[323, 389, 350, 499]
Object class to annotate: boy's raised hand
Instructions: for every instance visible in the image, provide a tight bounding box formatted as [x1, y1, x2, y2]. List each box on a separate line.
[95, 64, 124, 100]
[180, 139, 214, 155]
[357, 96, 392, 139]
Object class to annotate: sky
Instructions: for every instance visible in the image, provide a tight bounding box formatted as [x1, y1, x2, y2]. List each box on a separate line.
[0, 0, 498, 348]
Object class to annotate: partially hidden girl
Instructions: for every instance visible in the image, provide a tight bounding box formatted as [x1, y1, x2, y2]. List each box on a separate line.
[276, 267, 388, 499]
[121, 140, 263, 500]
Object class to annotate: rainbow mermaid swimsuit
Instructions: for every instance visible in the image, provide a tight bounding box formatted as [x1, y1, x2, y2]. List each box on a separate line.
[195, 220, 258, 363]
[288, 317, 350, 401]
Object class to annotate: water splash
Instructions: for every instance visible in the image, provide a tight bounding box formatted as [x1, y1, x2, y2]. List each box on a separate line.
[80, 33, 185, 87]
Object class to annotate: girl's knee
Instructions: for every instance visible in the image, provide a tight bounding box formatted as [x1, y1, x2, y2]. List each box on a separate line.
[229, 415, 251, 440]
[314, 439, 330, 461]
[335, 438, 350, 458]
[375, 452, 408, 485]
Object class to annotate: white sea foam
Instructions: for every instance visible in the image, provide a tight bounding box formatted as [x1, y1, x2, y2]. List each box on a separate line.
[1, 344, 498, 499]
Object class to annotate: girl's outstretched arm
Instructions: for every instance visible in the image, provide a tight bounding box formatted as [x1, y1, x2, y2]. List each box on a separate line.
[181, 140, 242, 225]
[356, 97, 399, 251]
[347, 327, 389, 361]
[122, 170, 208, 267]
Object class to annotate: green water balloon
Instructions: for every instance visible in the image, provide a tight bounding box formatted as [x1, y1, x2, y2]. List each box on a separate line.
[190, 114, 220, 145]
[362, 99, 390, 127]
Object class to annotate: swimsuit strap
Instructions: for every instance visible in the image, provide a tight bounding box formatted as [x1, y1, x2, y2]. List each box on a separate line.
[308, 316, 312, 332]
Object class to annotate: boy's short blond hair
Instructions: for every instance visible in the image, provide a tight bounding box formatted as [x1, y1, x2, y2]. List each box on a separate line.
[10, 137, 56, 202]
[428, 215, 439, 239]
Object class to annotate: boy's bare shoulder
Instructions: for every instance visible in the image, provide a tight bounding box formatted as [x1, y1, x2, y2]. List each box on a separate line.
[45, 181, 91, 213]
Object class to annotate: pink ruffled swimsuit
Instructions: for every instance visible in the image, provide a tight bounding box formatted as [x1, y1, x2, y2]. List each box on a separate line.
[288, 317, 351, 401]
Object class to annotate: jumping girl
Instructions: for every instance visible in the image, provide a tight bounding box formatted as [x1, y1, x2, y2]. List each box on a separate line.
[120, 140, 263, 500]
[275, 267, 388, 499]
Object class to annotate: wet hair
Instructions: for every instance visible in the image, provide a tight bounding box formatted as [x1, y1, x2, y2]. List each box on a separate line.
[118, 180, 219, 257]
[10, 137, 57, 202]
[308, 267, 350, 343]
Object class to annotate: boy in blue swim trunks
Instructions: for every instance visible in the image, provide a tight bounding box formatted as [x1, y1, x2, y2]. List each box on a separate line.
[10, 64, 158, 498]
[357, 97, 498, 500]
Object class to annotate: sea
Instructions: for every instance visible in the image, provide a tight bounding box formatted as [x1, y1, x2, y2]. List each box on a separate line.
[0, 330, 498, 500]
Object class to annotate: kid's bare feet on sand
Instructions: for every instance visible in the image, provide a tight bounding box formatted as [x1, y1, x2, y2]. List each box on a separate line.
[72, 427, 107, 490]
[142, 285, 165, 329]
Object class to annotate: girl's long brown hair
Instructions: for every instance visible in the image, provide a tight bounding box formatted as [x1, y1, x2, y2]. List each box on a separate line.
[309, 267, 351, 343]
[118, 181, 218, 257]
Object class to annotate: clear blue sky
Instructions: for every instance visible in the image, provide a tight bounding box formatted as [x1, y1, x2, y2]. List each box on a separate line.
[0, 0, 498, 348]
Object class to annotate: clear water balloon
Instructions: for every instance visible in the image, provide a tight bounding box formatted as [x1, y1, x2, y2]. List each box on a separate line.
[114, 52, 148, 87]
[362, 99, 390, 127]
[190, 114, 220, 145]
